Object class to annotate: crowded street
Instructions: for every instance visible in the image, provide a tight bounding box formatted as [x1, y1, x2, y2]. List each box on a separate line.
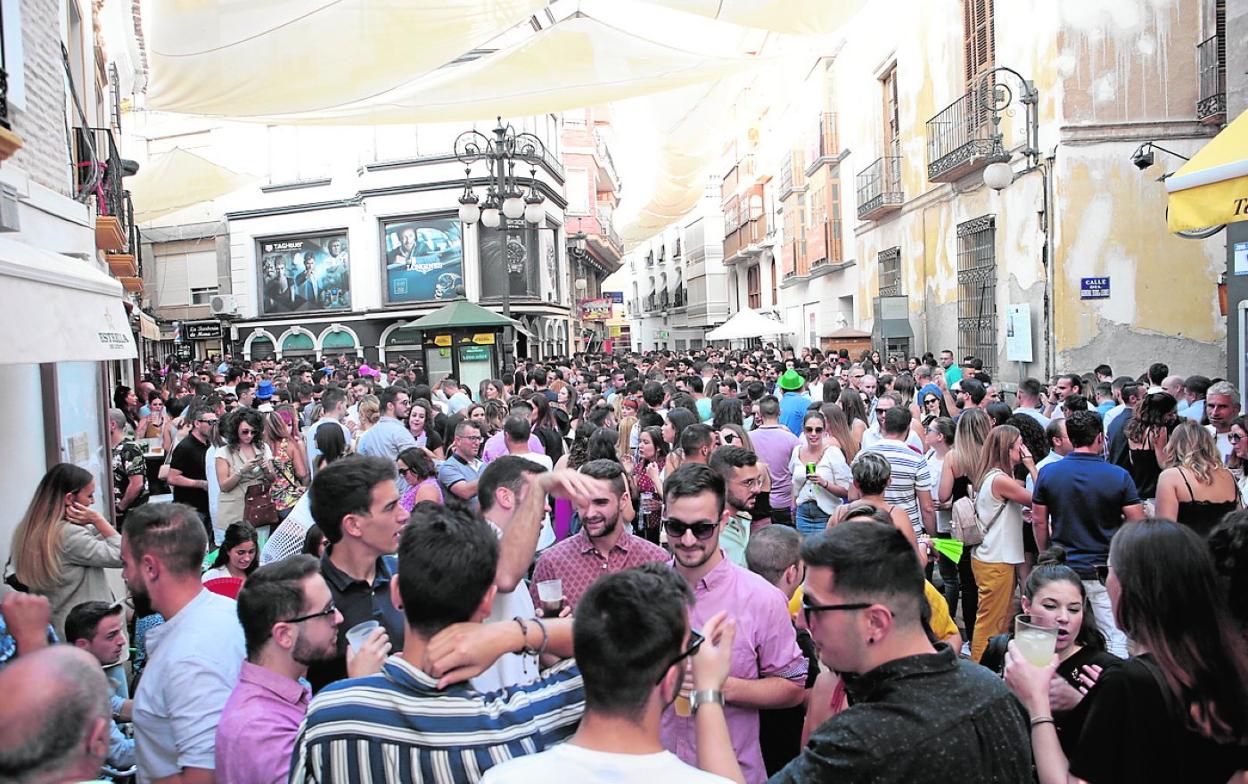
[1, 1, 1247, 783]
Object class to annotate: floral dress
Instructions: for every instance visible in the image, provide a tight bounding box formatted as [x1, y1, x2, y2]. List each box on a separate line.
[268, 438, 304, 516]
[636, 458, 663, 544]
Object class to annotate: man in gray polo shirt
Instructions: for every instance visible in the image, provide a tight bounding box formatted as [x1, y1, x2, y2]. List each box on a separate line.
[123, 503, 245, 784]
[356, 386, 417, 464]
[438, 420, 485, 511]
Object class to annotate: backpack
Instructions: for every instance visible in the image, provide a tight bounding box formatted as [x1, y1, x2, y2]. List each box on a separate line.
[950, 469, 1007, 547]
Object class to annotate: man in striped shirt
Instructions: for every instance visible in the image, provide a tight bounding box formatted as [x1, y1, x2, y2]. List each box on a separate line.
[862, 406, 935, 536]
[290, 501, 590, 784]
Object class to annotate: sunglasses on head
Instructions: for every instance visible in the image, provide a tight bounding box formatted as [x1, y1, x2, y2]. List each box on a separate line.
[663, 518, 718, 540]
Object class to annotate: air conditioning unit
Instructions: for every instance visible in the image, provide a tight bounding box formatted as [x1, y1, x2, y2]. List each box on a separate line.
[210, 294, 238, 316]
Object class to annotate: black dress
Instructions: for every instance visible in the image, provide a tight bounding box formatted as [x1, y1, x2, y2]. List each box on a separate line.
[1070, 654, 1248, 783]
[1175, 468, 1238, 537]
[979, 635, 1122, 756]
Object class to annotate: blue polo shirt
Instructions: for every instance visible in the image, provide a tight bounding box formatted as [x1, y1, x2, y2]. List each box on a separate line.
[1032, 452, 1141, 579]
[779, 391, 812, 436]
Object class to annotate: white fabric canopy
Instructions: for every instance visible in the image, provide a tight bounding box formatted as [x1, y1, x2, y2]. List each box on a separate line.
[705, 306, 787, 341]
[128, 148, 255, 224]
[0, 237, 136, 364]
[145, 0, 547, 116]
[644, 0, 867, 36]
[249, 14, 762, 125]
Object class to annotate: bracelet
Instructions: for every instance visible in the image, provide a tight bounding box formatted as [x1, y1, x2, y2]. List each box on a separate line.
[689, 689, 725, 714]
[512, 617, 530, 655]
[1030, 716, 1055, 727]
[531, 617, 550, 656]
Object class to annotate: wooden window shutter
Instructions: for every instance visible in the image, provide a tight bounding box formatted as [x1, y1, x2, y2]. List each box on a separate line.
[964, 0, 995, 88]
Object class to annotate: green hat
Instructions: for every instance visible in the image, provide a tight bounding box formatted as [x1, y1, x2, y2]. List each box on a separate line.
[778, 369, 805, 391]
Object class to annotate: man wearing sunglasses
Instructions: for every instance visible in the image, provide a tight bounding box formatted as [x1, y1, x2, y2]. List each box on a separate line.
[706, 520, 1032, 783]
[659, 463, 807, 784]
[216, 556, 385, 784]
[167, 401, 217, 539]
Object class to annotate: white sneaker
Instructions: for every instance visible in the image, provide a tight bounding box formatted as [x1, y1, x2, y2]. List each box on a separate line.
[960, 642, 972, 658]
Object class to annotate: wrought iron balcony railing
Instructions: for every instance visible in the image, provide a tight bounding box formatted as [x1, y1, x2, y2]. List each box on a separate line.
[926, 90, 996, 182]
[1197, 33, 1226, 124]
[856, 156, 904, 220]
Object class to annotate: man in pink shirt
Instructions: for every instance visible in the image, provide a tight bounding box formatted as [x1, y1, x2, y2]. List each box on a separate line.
[658, 463, 808, 784]
[215, 555, 387, 784]
[748, 396, 800, 528]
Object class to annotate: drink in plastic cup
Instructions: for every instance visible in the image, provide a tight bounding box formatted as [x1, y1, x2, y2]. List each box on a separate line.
[1015, 614, 1058, 666]
[674, 692, 692, 717]
[806, 462, 817, 476]
[346, 620, 380, 652]
[537, 579, 564, 616]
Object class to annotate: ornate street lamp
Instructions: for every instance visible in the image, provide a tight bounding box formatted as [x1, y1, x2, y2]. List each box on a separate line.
[977, 66, 1040, 191]
[455, 117, 550, 366]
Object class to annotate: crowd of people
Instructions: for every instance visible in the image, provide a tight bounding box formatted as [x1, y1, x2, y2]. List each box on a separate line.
[1, 345, 1246, 784]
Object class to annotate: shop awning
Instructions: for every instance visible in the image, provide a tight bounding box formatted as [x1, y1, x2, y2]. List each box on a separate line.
[1166, 110, 1248, 233]
[0, 237, 137, 364]
[137, 310, 161, 341]
[705, 306, 787, 341]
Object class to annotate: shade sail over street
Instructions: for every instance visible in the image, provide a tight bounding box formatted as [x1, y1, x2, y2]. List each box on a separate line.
[647, 0, 866, 36]
[1166, 110, 1248, 234]
[705, 306, 789, 341]
[127, 148, 254, 224]
[145, 0, 547, 116]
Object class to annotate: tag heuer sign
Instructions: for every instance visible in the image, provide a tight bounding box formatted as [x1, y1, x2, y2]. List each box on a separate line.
[185, 322, 223, 340]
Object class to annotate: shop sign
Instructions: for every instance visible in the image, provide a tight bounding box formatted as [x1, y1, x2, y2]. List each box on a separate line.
[185, 322, 222, 340]
[460, 345, 491, 361]
[433, 334, 453, 347]
[472, 333, 496, 345]
[580, 298, 612, 321]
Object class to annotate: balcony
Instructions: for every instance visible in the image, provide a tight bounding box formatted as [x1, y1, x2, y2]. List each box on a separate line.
[805, 112, 839, 175]
[778, 150, 807, 201]
[1197, 33, 1226, 125]
[645, 292, 657, 312]
[593, 129, 622, 192]
[74, 127, 137, 252]
[856, 156, 904, 221]
[645, 250, 655, 267]
[926, 90, 996, 182]
[660, 289, 670, 309]
[806, 218, 844, 269]
[720, 154, 756, 201]
[672, 285, 687, 309]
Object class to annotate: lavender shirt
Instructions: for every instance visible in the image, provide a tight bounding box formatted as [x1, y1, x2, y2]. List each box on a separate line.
[481, 431, 546, 463]
[215, 662, 310, 784]
[750, 425, 800, 510]
[660, 555, 808, 784]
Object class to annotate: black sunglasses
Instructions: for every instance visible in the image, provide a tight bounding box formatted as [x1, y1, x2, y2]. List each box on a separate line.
[663, 518, 718, 540]
[801, 596, 877, 626]
[656, 629, 705, 684]
[721, 433, 738, 443]
[283, 602, 337, 624]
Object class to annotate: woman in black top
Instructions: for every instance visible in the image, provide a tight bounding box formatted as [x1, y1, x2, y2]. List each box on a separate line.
[1006, 519, 1248, 784]
[1154, 420, 1241, 537]
[1123, 392, 1179, 500]
[980, 548, 1120, 756]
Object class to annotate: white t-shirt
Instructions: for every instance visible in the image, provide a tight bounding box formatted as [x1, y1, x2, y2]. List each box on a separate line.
[473, 520, 541, 694]
[482, 744, 732, 784]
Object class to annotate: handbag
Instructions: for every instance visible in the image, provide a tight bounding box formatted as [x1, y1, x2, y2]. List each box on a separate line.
[244, 482, 279, 526]
[951, 469, 1007, 547]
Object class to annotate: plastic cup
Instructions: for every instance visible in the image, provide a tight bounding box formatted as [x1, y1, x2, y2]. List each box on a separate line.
[1015, 614, 1058, 666]
[805, 462, 817, 476]
[537, 579, 564, 616]
[674, 692, 692, 717]
[346, 620, 380, 652]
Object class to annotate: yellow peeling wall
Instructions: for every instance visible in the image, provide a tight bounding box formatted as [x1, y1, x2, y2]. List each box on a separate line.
[825, 0, 1224, 379]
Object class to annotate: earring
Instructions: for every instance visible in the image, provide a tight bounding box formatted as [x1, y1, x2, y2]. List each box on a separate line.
[867, 637, 875, 645]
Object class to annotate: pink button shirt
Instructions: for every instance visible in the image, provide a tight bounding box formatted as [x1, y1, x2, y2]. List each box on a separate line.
[659, 555, 808, 784]
[215, 661, 310, 784]
[529, 528, 669, 610]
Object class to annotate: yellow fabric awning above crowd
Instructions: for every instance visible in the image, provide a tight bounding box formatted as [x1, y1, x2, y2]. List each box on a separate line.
[1166, 110, 1248, 234]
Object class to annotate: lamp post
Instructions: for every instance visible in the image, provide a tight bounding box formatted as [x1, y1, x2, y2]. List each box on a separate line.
[977, 66, 1040, 191]
[455, 117, 549, 368]
[568, 230, 589, 350]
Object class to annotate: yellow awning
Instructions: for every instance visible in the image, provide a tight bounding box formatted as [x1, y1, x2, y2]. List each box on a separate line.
[1166, 110, 1248, 233]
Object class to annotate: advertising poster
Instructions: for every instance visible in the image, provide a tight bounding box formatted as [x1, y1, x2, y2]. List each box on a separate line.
[580, 298, 612, 321]
[258, 232, 351, 315]
[479, 223, 540, 300]
[383, 216, 464, 304]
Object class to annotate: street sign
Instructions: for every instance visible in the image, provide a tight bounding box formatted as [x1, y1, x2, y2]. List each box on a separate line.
[1005, 304, 1033, 363]
[460, 345, 491, 361]
[185, 322, 222, 340]
[1080, 277, 1110, 299]
[607, 291, 624, 303]
[174, 343, 193, 360]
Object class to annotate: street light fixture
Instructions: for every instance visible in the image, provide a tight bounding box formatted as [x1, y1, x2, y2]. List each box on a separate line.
[977, 66, 1040, 191]
[455, 117, 550, 366]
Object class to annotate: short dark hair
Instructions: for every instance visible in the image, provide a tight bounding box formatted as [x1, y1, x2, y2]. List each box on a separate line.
[801, 520, 924, 624]
[398, 502, 499, 637]
[680, 423, 714, 455]
[320, 387, 347, 412]
[662, 462, 725, 517]
[1019, 378, 1043, 399]
[63, 600, 123, 644]
[1185, 375, 1212, 397]
[309, 455, 397, 543]
[574, 562, 693, 720]
[882, 405, 912, 436]
[123, 503, 207, 576]
[1045, 417, 1066, 446]
[1062, 394, 1089, 414]
[378, 386, 406, 414]
[1147, 362, 1169, 386]
[502, 415, 531, 442]
[236, 555, 321, 659]
[642, 381, 665, 408]
[757, 395, 780, 418]
[708, 445, 758, 478]
[579, 458, 626, 496]
[1094, 364, 1113, 378]
[478, 455, 545, 514]
[1064, 410, 1103, 448]
[746, 525, 802, 586]
[960, 377, 987, 405]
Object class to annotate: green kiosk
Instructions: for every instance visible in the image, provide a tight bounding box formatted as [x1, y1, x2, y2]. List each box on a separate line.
[407, 301, 517, 393]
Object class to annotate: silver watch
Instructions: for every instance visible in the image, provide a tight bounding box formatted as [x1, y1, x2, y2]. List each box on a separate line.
[689, 689, 725, 713]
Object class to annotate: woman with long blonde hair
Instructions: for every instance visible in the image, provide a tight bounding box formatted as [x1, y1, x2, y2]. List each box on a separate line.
[937, 407, 992, 643]
[1154, 420, 1240, 536]
[264, 408, 308, 520]
[819, 402, 859, 462]
[7, 463, 122, 638]
[969, 425, 1036, 662]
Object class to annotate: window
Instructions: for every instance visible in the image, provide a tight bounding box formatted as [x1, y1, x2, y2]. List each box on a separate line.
[747, 265, 761, 310]
[963, 0, 995, 89]
[565, 168, 590, 215]
[882, 65, 900, 159]
[956, 215, 997, 374]
[769, 258, 778, 304]
[190, 286, 218, 305]
[153, 240, 218, 307]
[878, 247, 902, 296]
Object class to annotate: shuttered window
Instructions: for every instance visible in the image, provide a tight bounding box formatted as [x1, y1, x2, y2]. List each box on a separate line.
[154, 240, 217, 307]
[747, 265, 761, 310]
[963, 0, 995, 89]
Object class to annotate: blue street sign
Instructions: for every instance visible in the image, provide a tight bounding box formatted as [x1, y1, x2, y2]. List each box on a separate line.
[1080, 277, 1110, 299]
[607, 291, 624, 303]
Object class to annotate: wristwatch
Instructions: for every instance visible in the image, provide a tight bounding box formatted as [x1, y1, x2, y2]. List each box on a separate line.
[689, 689, 725, 713]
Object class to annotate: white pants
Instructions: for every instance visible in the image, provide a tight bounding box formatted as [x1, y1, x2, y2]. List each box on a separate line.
[1084, 579, 1128, 658]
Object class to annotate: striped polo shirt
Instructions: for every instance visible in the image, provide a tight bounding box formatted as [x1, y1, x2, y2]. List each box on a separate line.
[290, 655, 584, 784]
[864, 438, 933, 534]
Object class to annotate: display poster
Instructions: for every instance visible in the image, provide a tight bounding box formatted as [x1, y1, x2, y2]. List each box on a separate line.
[259, 232, 352, 315]
[479, 223, 540, 300]
[382, 216, 464, 304]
